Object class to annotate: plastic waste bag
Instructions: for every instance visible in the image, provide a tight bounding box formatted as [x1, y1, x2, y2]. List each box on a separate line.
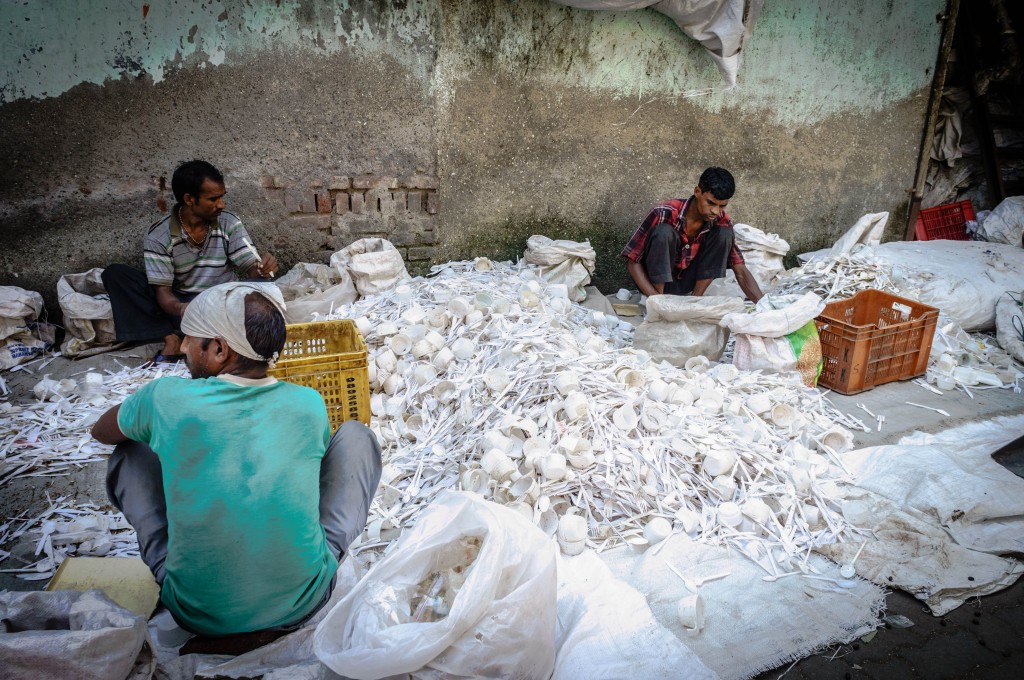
[0, 589, 154, 680]
[633, 295, 745, 364]
[976, 196, 1024, 246]
[330, 238, 411, 297]
[275, 262, 358, 323]
[705, 223, 790, 297]
[995, 292, 1024, 364]
[314, 491, 557, 679]
[58, 268, 120, 358]
[523, 235, 596, 302]
[0, 285, 48, 369]
[721, 292, 825, 386]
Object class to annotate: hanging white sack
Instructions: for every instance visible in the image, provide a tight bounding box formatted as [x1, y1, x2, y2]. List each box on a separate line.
[0, 285, 48, 370]
[329, 238, 411, 297]
[314, 491, 557, 680]
[705, 223, 790, 297]
[523, 235, 596, 302]
[720, 292, 825, 386]
[995, 292, 1024, 364]
[976, 196, 1024, 246]
[275, 262, 358, 324]
[550, 1, 764, 88]
[633, 295, 745, 364]
[58, 268, 120, 358]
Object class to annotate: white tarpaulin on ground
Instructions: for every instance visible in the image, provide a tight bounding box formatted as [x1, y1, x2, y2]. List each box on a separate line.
[550, 1, 764, 87]
[819, 414, 1024, 616]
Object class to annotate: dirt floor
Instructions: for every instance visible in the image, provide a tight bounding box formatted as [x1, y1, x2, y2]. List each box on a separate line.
[1, 334, 1022, 678]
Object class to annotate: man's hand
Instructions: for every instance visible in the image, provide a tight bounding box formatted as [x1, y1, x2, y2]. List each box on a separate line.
[91, 404, 128, 445]
[626, 260, 663, 297]
[248, 252, 278, 279]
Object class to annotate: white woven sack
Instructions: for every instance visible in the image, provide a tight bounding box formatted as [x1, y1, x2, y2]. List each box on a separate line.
[330, 238, 411, 297]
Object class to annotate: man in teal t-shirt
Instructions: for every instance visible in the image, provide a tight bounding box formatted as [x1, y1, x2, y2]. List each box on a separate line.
[92, 282, 381, 636]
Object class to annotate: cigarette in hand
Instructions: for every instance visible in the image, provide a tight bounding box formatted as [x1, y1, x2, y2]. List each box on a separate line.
[243, 237, 273, 278]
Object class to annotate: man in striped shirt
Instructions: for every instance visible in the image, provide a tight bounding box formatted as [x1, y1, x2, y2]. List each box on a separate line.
[621, 166, 763, 303]
[102, 160, 278, 363]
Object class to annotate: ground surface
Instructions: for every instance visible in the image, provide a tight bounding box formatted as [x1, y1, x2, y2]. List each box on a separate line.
[1, 332, 1022, 678]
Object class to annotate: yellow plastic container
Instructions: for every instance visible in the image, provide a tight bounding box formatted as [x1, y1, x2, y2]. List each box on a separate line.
[269, 319, 370, 428]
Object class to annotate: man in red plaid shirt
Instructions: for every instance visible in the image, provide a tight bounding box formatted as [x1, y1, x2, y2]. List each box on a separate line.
[621, 167, 763, 302]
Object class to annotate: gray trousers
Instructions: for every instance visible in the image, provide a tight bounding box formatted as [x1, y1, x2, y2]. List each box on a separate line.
[106, 420, 382, 590]
[642, 222, 735, 295]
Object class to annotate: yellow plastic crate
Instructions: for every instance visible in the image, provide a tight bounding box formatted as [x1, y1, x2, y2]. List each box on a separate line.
[268, 319, 370, 428]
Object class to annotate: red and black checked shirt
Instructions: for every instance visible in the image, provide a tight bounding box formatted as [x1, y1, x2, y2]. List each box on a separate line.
[620, 197, 745, 272]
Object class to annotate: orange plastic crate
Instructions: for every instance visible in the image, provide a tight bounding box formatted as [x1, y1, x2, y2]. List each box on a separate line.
[915, 200, 974, 241]
[268, 319, 370, 428]
[814, 290, 939, 395]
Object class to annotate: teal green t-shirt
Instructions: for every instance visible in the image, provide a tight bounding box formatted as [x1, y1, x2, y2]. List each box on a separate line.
[118, 374, 337, 635]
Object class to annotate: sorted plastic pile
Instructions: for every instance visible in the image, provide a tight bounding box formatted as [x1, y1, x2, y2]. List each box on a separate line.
[327, 260, 866, 578]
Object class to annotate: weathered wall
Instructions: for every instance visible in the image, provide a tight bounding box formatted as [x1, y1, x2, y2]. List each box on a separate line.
[0, 0, 945, 318]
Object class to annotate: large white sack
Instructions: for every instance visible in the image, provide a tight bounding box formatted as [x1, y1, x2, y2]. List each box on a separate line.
[704, 223, 789, 297]
[275, 262, 358, 324]
[633, 295, 745, 364]
[995, 292, 1024, 364]
[330, 238, 411, 297]
[720, 292, 825, 385]
[0, 285, 47, 369]
[977, 196, 1024, 246]
[523, 235, 596, 303]
[314, 491, 557, 680]
[0, 589, 153, 680]
[878, 240, 1024, 331]
[58, 268, 120, 358]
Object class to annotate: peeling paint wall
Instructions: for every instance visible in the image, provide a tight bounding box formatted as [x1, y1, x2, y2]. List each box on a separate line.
[0, 0, 945, 317]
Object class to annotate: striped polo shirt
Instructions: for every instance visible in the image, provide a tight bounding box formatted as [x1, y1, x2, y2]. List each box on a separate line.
[143, 207, 260, 294]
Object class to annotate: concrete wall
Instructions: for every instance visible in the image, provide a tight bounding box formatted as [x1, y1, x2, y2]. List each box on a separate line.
[0, 0, 946, 319]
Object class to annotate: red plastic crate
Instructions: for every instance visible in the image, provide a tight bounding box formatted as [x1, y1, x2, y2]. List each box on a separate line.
[915, 200, 974, 241]
[814, 290, 939, 395]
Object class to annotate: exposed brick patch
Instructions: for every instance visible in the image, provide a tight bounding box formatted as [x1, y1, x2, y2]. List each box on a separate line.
[316, 191, 332, 214]
[284, 189, 304, 213]
[329, 176, 351, 191]
[391, 191, 407, 213]
[284, 214, 332, 232]
[419, 229, 437, 245]
[407, 246, 434, 261]
[260, 175, 276, 189]
[335, 193, 350, 214]
[407, 191, 423, 214]
[389, 230, 420, 247]
[427, 193, 439, 215]
[350, 193, 365, 214]
[273, 177, 290, 189]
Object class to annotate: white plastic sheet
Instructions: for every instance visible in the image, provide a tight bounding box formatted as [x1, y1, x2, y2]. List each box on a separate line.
[821, 414, 1024, 616]
[977, 196, 1024, 246]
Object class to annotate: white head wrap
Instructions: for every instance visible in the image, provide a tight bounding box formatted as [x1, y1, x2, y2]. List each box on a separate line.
[180, 282, 288, 364]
